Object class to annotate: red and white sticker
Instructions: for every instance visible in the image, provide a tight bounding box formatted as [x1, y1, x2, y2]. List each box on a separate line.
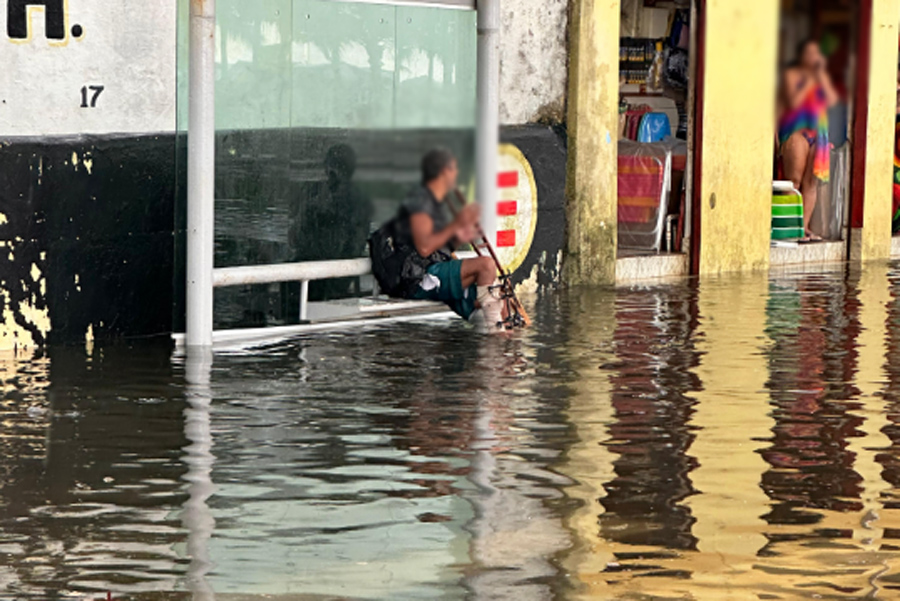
[495, 144, 538, 275]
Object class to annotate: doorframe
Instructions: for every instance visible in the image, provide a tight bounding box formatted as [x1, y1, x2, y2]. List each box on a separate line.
[689, 0, 707, 276]
[848, 0, 873, 248]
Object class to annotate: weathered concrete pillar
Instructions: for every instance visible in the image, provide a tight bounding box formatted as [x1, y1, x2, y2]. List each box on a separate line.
[696, 0, 779, 276]
[564, 0, 620, 285]
[850, 0, 899, 263]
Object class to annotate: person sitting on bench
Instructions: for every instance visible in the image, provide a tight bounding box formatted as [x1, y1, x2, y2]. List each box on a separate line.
[369, 149, 505, 332]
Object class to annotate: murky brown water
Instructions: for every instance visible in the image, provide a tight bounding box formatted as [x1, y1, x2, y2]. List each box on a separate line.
[6, 263, 900, 599]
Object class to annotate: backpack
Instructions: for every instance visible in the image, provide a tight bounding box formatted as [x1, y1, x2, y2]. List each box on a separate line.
[368, 207, 436, 299]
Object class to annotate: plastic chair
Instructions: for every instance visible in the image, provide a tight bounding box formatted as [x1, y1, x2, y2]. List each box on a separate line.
[637, 113, 672, 143]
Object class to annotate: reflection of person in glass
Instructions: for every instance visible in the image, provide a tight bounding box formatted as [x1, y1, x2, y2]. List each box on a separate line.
[289, 144, 373, 302]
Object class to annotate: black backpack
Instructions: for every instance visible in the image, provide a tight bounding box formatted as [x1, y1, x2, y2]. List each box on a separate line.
[368, 208, 434, 299]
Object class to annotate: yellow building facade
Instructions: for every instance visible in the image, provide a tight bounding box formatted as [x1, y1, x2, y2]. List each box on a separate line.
[566, 0, 900, 284]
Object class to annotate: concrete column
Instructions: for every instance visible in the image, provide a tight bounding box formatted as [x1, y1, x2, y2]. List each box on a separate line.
[696, 0, 779, 275]
[564, 0, 620, 285]
[850, 0, 899, 263]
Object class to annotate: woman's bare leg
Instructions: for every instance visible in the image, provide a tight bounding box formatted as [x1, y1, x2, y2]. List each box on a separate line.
[800, 142, 820, 238]
[782, 132, 809, 194]
[781, 133, 816, 239]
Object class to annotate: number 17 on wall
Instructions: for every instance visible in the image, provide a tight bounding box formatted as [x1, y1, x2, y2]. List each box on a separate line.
[80, 85, 105, 108]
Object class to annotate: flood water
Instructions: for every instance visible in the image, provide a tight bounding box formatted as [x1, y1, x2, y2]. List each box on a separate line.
[7, 263, 900, 599]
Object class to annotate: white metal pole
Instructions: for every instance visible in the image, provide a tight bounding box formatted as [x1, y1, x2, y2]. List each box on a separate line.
[300, 280, 309, 322]
[186, 0, 216, 348]
[476, 0, 500, 250]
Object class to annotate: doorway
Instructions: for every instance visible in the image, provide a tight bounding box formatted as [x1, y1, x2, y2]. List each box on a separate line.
[617, 0, 701, 276]
[773, 0, 858, 246]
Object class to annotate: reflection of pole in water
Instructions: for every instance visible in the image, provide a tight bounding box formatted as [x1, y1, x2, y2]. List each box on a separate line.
[181, 348, 216, 601]
[466, 338, 568, 599]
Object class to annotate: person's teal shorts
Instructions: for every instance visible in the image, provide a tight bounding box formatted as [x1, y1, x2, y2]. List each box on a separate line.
[412, 260, 477, 320]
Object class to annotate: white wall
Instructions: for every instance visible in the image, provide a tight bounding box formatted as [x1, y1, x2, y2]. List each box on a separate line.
[0, 0, 177, 136]
[499, 0, 568, 125]
[0, 0, 566, 134]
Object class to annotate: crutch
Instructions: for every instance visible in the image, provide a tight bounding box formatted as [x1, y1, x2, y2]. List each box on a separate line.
[450, 189, 531, 328]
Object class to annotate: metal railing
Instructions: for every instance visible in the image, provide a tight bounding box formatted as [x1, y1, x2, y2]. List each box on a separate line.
[214, 259, 373, 322]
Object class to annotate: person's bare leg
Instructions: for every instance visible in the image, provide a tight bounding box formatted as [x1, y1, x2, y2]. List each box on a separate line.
[781, 133, 814, 240]
[461, 257, 505, 330]
[781, 132, 809, 195]
[801, 142, 820, 239]
[461, 256, 497, 288]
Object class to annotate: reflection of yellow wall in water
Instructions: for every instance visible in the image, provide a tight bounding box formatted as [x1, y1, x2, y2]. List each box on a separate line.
[556, 294, 618, 598]
[753, 268, 900, 592]
[858, 0, 899, 262]
[558, 272, 900, 597]
[847, 266, 900, 572]
[685, 275, 773, 597]
[699, 1, 779, 275]
[559, 277, 775, 599]
[0, 349, 51, 462]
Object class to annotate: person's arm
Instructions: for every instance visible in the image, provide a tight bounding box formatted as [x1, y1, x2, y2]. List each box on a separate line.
[409, 204, 479, 258]
[785, 69, 816, 109]
[815, 64, 840, 107]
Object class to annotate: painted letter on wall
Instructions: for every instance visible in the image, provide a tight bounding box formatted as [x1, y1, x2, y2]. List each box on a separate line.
[1, 0, 177, 136]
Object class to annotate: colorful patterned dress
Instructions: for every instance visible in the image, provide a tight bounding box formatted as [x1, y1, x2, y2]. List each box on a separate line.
[778, 80, 831, 183]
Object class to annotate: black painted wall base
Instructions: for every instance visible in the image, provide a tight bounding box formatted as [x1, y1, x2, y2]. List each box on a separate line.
[0, 134, 176, 346]
[0, 124, 567, 343]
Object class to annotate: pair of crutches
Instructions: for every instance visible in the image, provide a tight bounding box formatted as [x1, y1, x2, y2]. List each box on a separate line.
[449, 189, 530, 329]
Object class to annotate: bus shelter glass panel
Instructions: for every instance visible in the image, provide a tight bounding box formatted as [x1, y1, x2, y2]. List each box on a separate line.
[175, 0, 476, 329]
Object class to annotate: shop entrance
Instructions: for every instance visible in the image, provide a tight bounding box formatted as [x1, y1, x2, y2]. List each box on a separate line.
[617, 0, 698, 265]
[773, 0, 858, 246]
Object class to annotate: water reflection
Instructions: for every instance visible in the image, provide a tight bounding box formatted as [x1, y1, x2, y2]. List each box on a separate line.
[0, 343, 186, 598]
[600, 285, 700, 556]
[181, 349, 216, 600]
[12, 267, 900, 597]
[686, 274, 772, 595]
[762, 273, 864, 526]
[753, 267, 900, 596]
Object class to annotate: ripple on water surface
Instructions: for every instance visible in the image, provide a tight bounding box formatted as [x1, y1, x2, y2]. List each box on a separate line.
[5, 265, 900, 598]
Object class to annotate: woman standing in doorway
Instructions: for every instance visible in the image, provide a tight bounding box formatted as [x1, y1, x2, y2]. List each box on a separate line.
[777, 39, 839, 241]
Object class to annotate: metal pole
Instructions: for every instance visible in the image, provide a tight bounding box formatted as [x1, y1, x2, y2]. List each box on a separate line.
[476, 0, 500, 250]
[300, 280, 309, 322]
[186, 0, 216, 348]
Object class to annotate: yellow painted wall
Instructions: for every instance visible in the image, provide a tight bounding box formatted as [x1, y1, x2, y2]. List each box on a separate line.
[698, 0, 779, 275]
[564, 0, 620, 285]
[858, 0, 899, 262]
